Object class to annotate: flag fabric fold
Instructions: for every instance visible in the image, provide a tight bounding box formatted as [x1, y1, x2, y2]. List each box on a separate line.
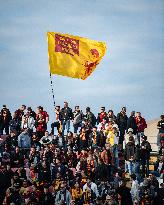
[47, 32, 106, 80]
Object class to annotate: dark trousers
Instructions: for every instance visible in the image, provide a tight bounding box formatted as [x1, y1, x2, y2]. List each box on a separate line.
[107, 164, 113, 182]
[141, 159, 149, 178]
[36, 131, 45, 139]
[0, 125, 9, 135]
[119, 129, 125, 145]
[51, 121, 60, 134]
[73, 122, 81, 133]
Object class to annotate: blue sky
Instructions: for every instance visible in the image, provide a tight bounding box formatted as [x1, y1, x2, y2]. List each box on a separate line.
[0, 0, 164, 122]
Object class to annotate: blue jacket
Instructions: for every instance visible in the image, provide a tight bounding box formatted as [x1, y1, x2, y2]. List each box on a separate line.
[18, 131, 31, 148]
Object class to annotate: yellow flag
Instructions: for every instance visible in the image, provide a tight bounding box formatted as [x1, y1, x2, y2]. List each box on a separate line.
[47, 32, 106, 80]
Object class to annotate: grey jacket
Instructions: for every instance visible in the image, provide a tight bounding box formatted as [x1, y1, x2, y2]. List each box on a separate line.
[73, 111, 83, 125]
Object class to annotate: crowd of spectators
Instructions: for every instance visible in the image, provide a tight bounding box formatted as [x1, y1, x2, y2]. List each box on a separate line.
[0, 103, 164, 205]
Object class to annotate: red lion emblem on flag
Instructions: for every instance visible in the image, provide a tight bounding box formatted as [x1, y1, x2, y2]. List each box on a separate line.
[55, 34, 79, 56]
[83, 49, 100, 77]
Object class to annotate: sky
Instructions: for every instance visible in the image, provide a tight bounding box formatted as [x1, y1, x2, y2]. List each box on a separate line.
[0, 0, 164, 123]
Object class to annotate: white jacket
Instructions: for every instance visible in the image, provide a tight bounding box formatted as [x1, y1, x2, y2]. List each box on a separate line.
[83, 182, 99, 197]
[21, 116, 35, 130]
[130, 180, 139, 200]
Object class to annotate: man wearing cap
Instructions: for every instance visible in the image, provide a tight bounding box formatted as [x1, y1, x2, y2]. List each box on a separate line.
[123, 128, 138, 149]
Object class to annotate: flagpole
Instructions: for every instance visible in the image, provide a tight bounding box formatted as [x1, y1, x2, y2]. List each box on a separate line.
[49, 72, 56, 108]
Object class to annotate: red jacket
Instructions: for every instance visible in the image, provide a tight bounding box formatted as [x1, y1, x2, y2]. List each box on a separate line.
[135, 117, 147, 132]
[97, 112, 107, 123]
[36, 120, 46, 132]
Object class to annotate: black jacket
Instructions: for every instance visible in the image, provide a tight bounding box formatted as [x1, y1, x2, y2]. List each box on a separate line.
[157, 119, 164, 133]
[86, 112, 97, 126]
[95, 163, 108, 181]
[125, 141, 135, 161]
[135, 144, 140, 162]
[9, 118, 21, 132]
[117, 112, 128, 130]
[117, 185, 133, 205]
[89, 131, 101, 146]
[40, 192, 54, 205]
[127, 116, 138, 134]
[0, 112, 12, 127]
[157, 187, 164, 205]
[140, 141, 152, 160]
[60, 107, 73, 121]
[38, 166, 51, 183]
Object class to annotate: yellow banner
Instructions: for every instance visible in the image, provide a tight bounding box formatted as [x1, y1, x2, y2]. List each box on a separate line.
[47, 32, 106, 80]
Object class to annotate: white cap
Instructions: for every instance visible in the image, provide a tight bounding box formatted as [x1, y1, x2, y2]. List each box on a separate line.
[112, 124, 118, 129]
[127, 128, 133, 133]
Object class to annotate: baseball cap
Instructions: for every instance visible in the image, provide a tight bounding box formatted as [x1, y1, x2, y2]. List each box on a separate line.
[127, 128, 133, 133]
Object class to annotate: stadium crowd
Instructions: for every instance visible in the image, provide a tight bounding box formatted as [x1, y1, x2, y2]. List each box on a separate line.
[0, 103, 164, 205]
